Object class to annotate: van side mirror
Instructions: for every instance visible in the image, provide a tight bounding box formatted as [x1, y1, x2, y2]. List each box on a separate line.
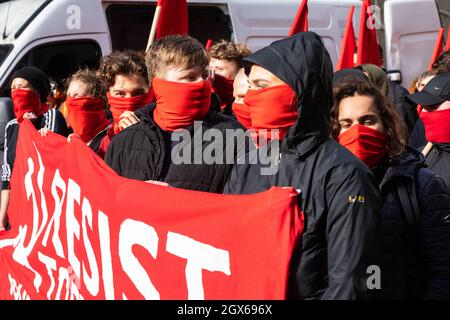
[0, 97, 15, 152]
[387, 70, 402, 84]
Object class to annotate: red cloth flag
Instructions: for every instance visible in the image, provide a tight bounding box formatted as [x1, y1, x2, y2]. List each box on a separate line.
[356, 0, 382, 66]
[336, 6, 356, 71]
[0, 120, 304, 300]
[446, 27, 450, 52]
[156, 0, 188, 39]
[288, 0, 308, 36]
[429, 28, 445, 70]
[205, 39, 213, 51]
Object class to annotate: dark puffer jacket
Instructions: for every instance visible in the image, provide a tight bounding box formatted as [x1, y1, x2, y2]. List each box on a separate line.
[224, 32, 381, 299]
[104, 104, 247, 193]
[376, 146, 450, 299]
[425, 143, 450, 191]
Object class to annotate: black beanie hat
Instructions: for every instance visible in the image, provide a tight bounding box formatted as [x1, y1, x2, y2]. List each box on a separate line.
[11, 67, 51, 102]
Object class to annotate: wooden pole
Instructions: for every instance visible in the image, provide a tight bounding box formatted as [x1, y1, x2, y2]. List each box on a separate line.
[146, 5, 162, 52]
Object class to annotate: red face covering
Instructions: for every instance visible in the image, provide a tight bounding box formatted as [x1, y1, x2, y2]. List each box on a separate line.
[107, 90, 154, 134]
[232, 102, 252, 129]
[420, 108, 450, 143]
[152, 77, 212, 132]
[66, 96, 111, 143]
[244, 84, 298, 141]
[212, 74, 235, 110]
[338, 124, 387, 168]
[11, 89, 49, 123]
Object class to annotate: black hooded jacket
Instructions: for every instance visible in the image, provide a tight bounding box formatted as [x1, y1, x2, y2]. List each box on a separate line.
[374, 146, 450, 299]
[224, 32, 381, 299]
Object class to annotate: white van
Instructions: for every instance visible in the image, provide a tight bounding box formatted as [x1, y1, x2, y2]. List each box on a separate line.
[0, 0, 444, 96]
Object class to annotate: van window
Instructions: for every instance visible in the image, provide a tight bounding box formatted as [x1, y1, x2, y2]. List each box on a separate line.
[0, 40, 101, 97]
[0, 45, 12, 65]
[106, 4, 232, 51]
[0, 0, 50, 41]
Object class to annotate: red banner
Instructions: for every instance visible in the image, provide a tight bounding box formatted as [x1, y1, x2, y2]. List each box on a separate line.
[0, 120, 303, 300]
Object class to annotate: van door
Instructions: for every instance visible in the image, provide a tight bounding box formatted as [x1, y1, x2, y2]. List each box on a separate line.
[384, 0, 442, 87]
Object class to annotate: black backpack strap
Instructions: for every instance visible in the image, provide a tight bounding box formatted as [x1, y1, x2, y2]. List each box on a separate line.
[397, 178, 421, 243]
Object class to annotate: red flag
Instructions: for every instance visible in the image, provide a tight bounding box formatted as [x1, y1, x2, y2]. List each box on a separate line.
[156, 0, 188, 39]
[205, 39, 213, 51]
[288, 0, 308, 36]
[446, 27, 450, 52]
[336, 6, 356, 71]
[356, 0, 382, 66]
[429, 28, 445, 70]
[0, 120, 303, 300]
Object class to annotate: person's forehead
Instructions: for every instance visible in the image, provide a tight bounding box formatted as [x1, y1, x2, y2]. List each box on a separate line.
[12, 77, 30, 84]
[249, 65, 275, 79]
[166, 66, 203, 74]
[113, 74, 146, 88]
[339, 95, 377, 117]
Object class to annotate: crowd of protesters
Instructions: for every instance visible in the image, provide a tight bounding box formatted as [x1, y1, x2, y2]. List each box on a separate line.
[1, 31, 450, 300]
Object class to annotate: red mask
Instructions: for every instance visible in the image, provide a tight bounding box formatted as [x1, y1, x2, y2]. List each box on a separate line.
[107, 90, 154, 134]
[152, 77, 212, 131]
[232, 102, 252, 129]
[11, 89, 49, 122]
[338, 124, 387, 168]
[420, 108, 450, 143]
[66, 96, 111, 143]
[244, 84, 298, 141]
[212, 74, 235, 110]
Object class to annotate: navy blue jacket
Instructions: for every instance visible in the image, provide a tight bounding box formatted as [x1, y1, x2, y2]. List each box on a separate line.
[376, 147, 450, 299]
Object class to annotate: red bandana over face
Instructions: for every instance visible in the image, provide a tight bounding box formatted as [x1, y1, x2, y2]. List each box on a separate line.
[66, 96, 111, 143]
[11, 89, 49, 122]
[338, 124, 388, 168]
[107, 90, 154, 134]
[212, 74, 235, 110]
[420, 108, 450, 143]
[232, 102, 252, 129]
[244, 84, 298, 141]
[152, 77, 212, 132]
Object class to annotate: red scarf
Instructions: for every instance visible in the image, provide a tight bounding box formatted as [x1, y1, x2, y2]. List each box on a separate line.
[152, 77, 212, 132]
[11, 89, 49, 122]
[420, 108, 450, 143]
[244, 84, 298, 141]
[66, 96, 111, 143]
[232, 102, 252, 128]
[212, 74, 235, 110]
[338, 124, 387, 168]
[107, 90, 154, 134]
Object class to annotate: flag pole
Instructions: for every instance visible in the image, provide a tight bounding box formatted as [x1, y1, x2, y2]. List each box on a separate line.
[428, 28, 444, 70]
[146, 3, 163, 52]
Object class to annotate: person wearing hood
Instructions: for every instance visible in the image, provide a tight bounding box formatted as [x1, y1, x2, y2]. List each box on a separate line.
[224, 32, 381, 299]
[0, 66, 68, 231]
[332, 79, 450, 299]
[407, 73, 450, 190]
[105, 35, 247, 193]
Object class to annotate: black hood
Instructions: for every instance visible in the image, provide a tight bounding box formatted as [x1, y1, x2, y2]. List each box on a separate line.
[244, 32, 333, 157]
